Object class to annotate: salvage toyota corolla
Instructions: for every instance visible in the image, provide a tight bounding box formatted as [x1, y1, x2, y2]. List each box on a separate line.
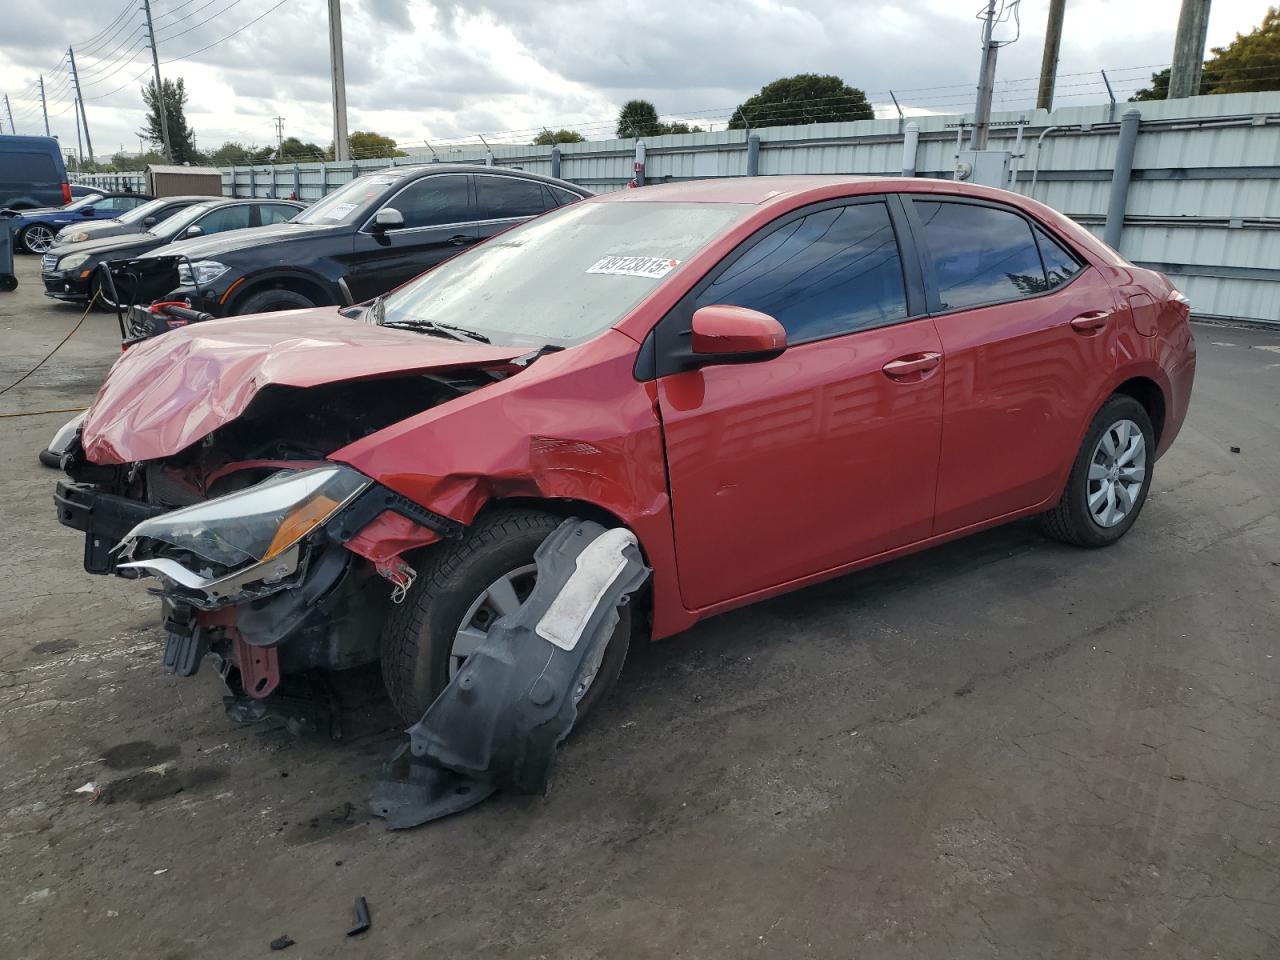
[53, 176, 1196, 724]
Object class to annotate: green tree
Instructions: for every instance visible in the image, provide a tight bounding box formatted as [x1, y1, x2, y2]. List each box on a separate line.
[660, 121, 705, 135]
[1133, 6, 1280, 100]
[728, 73, 874, 129]
[208, 141, 272, 164]
[345, 130, 403, 158]
[617, 99, 661, 137]
[533, 128, 586, 145]
[276, 136, 325, 162]
[138, 77, 199, 163]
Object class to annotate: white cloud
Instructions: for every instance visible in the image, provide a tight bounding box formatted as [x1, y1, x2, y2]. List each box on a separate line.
[0, 0, 1269, 157]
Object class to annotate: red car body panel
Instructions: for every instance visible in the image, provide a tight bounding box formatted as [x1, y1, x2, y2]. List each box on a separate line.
[78, 176, 1196, 643]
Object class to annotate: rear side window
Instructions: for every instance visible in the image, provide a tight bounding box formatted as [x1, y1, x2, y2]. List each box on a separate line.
[476, 176, 549, 220]
[914, 200, 1047, 309]
[386, 175, 472, 228]
[257, 203, 297, 225]
[696, 201, 908, 343]
[1034, 225, 1083, 290]
[0, 151, 58, 181]
[195, 205, 251, 234]
[549, 186, 581, 208]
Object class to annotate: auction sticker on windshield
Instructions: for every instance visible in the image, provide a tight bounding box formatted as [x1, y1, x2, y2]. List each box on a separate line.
[587, 255, 680, 279]
[322, 202, 358, 220]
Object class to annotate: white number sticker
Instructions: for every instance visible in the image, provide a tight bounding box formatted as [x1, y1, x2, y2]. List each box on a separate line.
[586, 255, 680, 279]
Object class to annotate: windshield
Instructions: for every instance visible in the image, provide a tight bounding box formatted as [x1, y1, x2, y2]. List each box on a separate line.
[150, 202, 214, 238]
[379, 201, 748, 346]
[118, 198, 172, 224]
[294, 174, 405, 225]
[65, 193, 104, 211]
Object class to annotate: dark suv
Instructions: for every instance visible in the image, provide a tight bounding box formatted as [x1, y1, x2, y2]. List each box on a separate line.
[137, 164, 590, 316]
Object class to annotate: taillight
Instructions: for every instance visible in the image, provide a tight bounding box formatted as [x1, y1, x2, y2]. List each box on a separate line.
[61, 183, 72, 204]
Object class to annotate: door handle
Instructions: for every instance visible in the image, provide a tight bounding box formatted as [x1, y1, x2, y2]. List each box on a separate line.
[1070, 310, 1109, 333]
[881, 352, 942, 380]
[448, 234, 473, 246]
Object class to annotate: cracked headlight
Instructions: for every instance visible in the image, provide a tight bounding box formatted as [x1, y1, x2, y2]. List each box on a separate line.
[119, 464, 370, 570]
[58, 253, 91, 272]
[177, 260, 230, 286]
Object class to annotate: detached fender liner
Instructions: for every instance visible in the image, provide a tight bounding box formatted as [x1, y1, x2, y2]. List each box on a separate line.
[371, 519, 650, 829]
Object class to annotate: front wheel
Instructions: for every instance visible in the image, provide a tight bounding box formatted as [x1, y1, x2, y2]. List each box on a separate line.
[1040, 394, 1155, 547]
[235, 288, 317, 316]
[20, 224, 56, 254]
[379, 508, 632, 723]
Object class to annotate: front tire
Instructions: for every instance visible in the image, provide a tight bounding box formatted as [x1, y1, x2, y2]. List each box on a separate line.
[379, 508, 632, 723]
[20, 224, 56, 254]
[235, 288, 318, 316]
[1040, 394, 1154, 547]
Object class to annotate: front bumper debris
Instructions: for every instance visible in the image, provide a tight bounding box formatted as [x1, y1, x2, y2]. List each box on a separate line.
[371, 519, 649, 829]
[54, 479, 165, 573]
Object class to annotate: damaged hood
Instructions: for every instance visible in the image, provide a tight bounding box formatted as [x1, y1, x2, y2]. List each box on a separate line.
[82, 308, 528, 464]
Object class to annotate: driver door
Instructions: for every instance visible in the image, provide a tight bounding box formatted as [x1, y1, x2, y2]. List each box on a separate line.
[654, 197, 945, 610]
[344, 173, 477, 302]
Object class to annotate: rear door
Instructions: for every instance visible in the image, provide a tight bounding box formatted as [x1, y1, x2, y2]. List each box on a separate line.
[654, 196, 945, 610]
[344, 172, 475, 301]
[253, 202, 301, 225]
[906, 196, 1120, 533]
[187, 202, 253, 238]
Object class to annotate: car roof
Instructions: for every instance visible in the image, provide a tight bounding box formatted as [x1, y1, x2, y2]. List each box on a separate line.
[364, 163, 589, 194]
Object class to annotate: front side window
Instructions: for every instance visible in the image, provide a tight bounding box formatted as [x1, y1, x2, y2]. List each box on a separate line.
[384, 175, 472, 229]
[914, 200, 1048, 309]
[194, 204, 251, 234]
[476, 176, 548, 220]
[696, 201, 908, 343]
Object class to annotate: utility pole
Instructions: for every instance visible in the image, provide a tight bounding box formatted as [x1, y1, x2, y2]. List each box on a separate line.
[327, 0, 350, 161]
[141, 0, 173, 161]
[39, 75, 50, 136]
[68, 47, 94, 163]
[74, 99, 84, 166]
[3, 95, 13, 135]
[274, 116, 285, 153]
[1169, 0, 1212, 99]
[1037, 0, 1067, 111]
[970, 0, 999, 149]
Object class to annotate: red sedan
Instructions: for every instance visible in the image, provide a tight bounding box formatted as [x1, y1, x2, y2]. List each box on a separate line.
[54, 176, 1196, 722]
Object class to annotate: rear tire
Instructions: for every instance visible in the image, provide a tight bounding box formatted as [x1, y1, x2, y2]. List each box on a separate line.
[379, 508, 632, 724]
[1040, 394, 1154, 548]
[235, 288, 318, 316]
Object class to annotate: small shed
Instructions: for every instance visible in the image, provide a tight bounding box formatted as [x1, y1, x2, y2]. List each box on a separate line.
[145, 164, 223, 198]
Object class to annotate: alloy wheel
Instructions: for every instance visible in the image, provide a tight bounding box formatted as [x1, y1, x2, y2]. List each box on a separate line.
[1087, 418, 1147, 528]
[24, 225, 55, 253]
[449, 563, 538, 678]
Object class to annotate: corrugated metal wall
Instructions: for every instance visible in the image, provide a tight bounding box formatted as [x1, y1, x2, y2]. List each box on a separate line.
[75, 91, 1280, 323]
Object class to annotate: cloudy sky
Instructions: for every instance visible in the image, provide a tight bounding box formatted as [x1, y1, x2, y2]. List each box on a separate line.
[0, 0, 1269, 159]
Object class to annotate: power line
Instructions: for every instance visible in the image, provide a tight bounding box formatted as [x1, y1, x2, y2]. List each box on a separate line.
[156, 0, 249, 41]
[160, 0, 296, 64]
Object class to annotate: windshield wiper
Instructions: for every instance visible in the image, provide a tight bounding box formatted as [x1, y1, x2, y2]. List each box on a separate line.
[382, 317, 491, 343]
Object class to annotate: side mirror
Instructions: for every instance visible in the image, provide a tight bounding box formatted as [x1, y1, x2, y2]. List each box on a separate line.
[80, 207, 96, 217]
[143, 216, 157, 228]
[689, 304, 786, 365]
[183, 225, 204, 238]
[371, 207, 405, 233]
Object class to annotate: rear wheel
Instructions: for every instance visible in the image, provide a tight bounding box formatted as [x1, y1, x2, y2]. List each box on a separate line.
[379, 508, 632, 723]
[20, 224, 56, 254]
[1040, 394, 1154, 547]
[235, 288, 318, 316]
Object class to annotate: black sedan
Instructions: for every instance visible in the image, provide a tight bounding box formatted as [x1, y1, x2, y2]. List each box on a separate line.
[53, 195, 215, 245]
[137, 164, 589, 317]
[41, 198, 304, 307]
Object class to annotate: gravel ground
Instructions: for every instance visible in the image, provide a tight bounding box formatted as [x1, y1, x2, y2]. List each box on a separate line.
[2, 253, 1278, 959]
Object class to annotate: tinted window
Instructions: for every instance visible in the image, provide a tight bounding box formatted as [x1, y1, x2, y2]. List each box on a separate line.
[386, 175, 471, 228]
[1034, 226, 1083, 291]
[1, 151, 58, 181]
[915, 201, 1047, 309]
[696, 201, 908, 343]
[257, 203, 297, 225]
[476, 176, 548, 220]
[194, 204, 251, 234]
[550, 187, 582, 208]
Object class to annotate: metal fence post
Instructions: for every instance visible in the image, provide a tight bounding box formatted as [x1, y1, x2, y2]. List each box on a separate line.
[293, 163, 301, 200]
[746, 134, 760, 176]
[550, 146, 561, 179]
[633, 140, 646, 187]
[351, 160, 359, 182]
[1104, 109, 1141, 250]
[229, 165, 238, 198]
[902, 121, 920, 177]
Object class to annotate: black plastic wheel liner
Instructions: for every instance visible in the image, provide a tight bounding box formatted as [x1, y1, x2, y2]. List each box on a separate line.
[370, 518, 650, 830]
